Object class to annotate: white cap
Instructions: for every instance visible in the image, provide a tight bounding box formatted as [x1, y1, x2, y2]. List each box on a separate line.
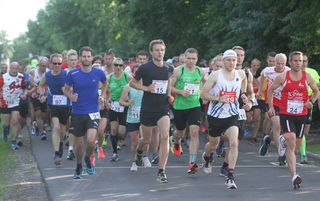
[223, 49, 237, 59]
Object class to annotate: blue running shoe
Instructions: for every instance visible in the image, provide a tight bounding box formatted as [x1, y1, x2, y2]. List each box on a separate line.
[85, 156, 95, 175]
[73, 166, 83, 179]
[11, 141, 18, 150]
[40, 131, 47, 141]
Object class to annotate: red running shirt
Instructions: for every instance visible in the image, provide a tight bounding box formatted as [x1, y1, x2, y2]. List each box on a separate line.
[279, 71, 308, 116]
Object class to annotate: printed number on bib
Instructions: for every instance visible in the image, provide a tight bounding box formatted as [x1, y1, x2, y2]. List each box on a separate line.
[89, 112, 101, 120]
[184, 83, 200, 95]
[219, 91, 237, 104]
[111, 101, 124, 112]
[152, 80, 168, 94]
[287, 100, 303, 114]
[131, 107, 140, 119]
[53, 95, 67, 106]
[238, 109, 247, 120]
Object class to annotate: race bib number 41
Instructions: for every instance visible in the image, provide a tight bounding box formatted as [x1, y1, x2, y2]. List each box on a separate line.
[184, 83, 200, 95]
[152, 80, 168, 94]
[287, 100, 304, 114]
[219, 91, 237, 104]
[53, 95, 67, 106]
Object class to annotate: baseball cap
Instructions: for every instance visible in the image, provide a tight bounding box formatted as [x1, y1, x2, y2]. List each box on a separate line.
[223, 50, 237, 59]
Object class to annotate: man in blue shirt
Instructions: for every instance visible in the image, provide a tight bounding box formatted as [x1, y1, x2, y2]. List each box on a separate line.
[64, 46, 107, 179]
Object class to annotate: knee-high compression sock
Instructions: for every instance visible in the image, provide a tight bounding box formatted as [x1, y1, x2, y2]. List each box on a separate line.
[300, 135, 307, 158]
[111, 135, 118, 153]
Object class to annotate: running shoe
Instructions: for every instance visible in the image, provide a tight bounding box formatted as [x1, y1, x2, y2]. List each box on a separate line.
[67, 150, 75, 160]
[300, 155, 309, 164]
[278, 155, 286, 166]
[259, 134, 271, 156]
[279, 135, 286, 157]
[173, 143, 182, 156]
[244, 129, 252, 136]
[11, 141, 18, 150]
[225, 174, 237, 189]
[54, 153, 62, 166]
[216, 140, 224, 156]
[187, 162, 200, 174]
[117, 145, 122, 150]
[157, 171, 168, 183]
[17, 139, 23, 147]
[85, 156, 95, 175]
[97, 147, 106, 159]
[292, 174, 302, 189]
[169, 136, 174, 153]
[142, 156, 152, 167]
[31, 121, 37, 136]
[136, 150, 143, 166]
[110, 153, 119, 162]
[73, 166, 83, 179]
[151, 153, 159, 165]
[202, 152, 213, 174]
[90, 156, 95, 166]
[130, 162, 138, 172]
[40, 131, 47, 141]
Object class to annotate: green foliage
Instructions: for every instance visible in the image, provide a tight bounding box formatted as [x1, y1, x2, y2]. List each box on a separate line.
[0, 31, 13, 63]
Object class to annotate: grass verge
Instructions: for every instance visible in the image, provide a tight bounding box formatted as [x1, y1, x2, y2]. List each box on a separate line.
[0, 140, 11, 201]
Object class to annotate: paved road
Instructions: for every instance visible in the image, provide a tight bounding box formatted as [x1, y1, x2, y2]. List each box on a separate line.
[30, 130, 320, 201]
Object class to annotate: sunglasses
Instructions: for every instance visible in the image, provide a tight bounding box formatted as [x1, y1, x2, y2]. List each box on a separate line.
[114, 64, 123, 67]
[52, 62, 62, 65]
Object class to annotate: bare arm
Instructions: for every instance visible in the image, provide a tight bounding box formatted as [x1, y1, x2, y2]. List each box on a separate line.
[200, 71, 219, 101]
[119, 85, 134, 107]
[129, 77, 154, 92]
[306, 73, 319, 105]
[267, 74, 285, 110]
[38, 73, 47, 95]
[63, 84, 78, 102]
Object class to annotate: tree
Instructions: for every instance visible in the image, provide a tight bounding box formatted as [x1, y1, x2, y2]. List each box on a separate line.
[0, 30, 13, 63]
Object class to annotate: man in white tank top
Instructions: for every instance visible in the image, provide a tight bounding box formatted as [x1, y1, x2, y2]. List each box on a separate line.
[200, 49, 253, 189]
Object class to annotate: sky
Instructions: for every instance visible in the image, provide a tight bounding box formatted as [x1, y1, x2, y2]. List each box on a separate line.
[0, 0, 47, 40]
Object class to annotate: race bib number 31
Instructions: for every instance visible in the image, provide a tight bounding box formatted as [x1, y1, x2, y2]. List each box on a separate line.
[152, 80, 168, 94]
[184, 83, 200, 95]
[219, 91, 237, 104]
[287, 100, 303, 114]
[53, 95, 67, 106]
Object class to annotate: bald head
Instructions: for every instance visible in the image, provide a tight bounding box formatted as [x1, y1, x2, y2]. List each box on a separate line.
[9, 62, 19, 75]
[275, 53, 287, 70]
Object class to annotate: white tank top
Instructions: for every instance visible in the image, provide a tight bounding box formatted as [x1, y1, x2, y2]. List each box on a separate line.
[207, 69, 242, 118]
[34, 68, 48, 85]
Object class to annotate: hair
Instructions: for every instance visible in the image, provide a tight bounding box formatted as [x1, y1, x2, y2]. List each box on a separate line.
[275, 53, 287, 62]
[79, 46, 92, 56]
[39, 56, 49, 63]
[251, 58, 261, 65]
[172, 56, 179, 63]
[93, 55, 103, 65]
[267, 51, 277, 58]
[211, 54, 223, 65]
[289, 51, 303, 61]
[128, 53, 136, 58]
[50, 53, 63, 63]
[112, 57, 124, 65]
[232, 45, 245, 51]
[67, 49, 78, 59]
[184, 48, 198, 56]
[149, 39, 166, 52]
[137, 50, 148, 57]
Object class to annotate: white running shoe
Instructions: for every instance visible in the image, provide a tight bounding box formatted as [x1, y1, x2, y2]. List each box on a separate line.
[279, 135, 286, 157]
[292, 174, 302, 189]
[142, 156, 152, 168]
[202, 152, 212, 174]
[130, 162, 138, 172]
[225, 178, 237, 189]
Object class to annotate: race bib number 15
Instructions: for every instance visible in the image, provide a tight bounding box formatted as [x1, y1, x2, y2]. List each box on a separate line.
[152, 80, 168, 94]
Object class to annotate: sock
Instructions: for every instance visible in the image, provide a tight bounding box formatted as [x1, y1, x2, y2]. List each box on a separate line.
[300, 135, 307, 158]
[158, 169, 164, 174]
[189, 153, 197, 163]
[111, 135, 118, 153]
[76, 163, 82, 170]
[68, 146, 74, 151]
[222, 162, 228, 169]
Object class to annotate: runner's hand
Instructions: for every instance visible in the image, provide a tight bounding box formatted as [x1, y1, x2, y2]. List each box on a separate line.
[70, 93, 78, 102]
[267, 107, 275, 118]
[305, 101, 313, 109]
[180, 90, 191, 97]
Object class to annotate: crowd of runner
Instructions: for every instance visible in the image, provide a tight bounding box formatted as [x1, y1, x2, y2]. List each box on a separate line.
[1, 39, 319, 190]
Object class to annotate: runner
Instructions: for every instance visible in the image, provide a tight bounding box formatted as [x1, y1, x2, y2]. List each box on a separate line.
[64, 46, 107, 179]
[201, 49, 252, 189]
[267, 51, 319, 188]
[170, 48, 207, 173]
[0, 62, 27, 149]
[130, 39, 174, 183]
[39, 53, 71, 166]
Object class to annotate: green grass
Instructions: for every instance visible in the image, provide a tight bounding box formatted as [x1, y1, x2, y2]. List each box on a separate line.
[308, 144, 320, 155]
[0, 125, 12, 201]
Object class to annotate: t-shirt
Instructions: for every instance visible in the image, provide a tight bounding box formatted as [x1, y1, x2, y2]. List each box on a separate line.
[46, 70, 71, 107]
[65, 67, 106, 114]
[133, 60, 173, 112]
[0, 73, 26, 108]
[305, 67, 319, 96]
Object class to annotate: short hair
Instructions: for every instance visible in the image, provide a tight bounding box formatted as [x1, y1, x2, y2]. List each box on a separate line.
[149, 39, 166, 52]
[128, 53, 136, 58]
[267, 51, 277, 58]
[275, 53, 287, 62]
[39, 56, 49, 63]
[67, 49, 78, 59]
[93, 55, 103, 64]
[79, 46, 92, 57]
[251, 58, 261, 65]
[184, 48, 198, 56]
[172, 56, 179, 63]
[50, 53, 62, 63]
[232, 45, 245, 51]
[112, 57, 124, 65]
[211, 54, 223, 65]
[289, 51, 303, 61]
[137, 50, 148, 57]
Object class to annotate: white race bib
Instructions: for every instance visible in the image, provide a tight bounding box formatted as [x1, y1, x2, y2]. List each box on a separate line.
[253, 98, 258, 107]
[111, 101, 124, 112]
[131, 107, 140, 119]
[52, 95, 67, 106]
[287, 100, 304, 114]
[89, 112, 101, 120]
[238, 109, 247, 120]
[98, 89, 102, 96]
[152, 80, 168, 94]
[184, 83, 200, 95]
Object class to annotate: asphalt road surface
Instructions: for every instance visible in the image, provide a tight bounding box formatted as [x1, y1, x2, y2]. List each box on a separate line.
[30, 131, 320, 201]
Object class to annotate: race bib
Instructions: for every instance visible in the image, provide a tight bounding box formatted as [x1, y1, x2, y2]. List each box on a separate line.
[152, 80, 168, 94]
[98, 89, 102, 96]
[111, 101, 124, 112]
[52, 95, 67, 106]
[287, 100, 304, 114]
[184, 83, 200, 95]
[5, 95, 15, 105]
[89, 112, 101, 120]
[238, 109, 247, 120]
[219, 91, 237, 104]
[131, 107, 140, 119]
[253, 98, 258, 107]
